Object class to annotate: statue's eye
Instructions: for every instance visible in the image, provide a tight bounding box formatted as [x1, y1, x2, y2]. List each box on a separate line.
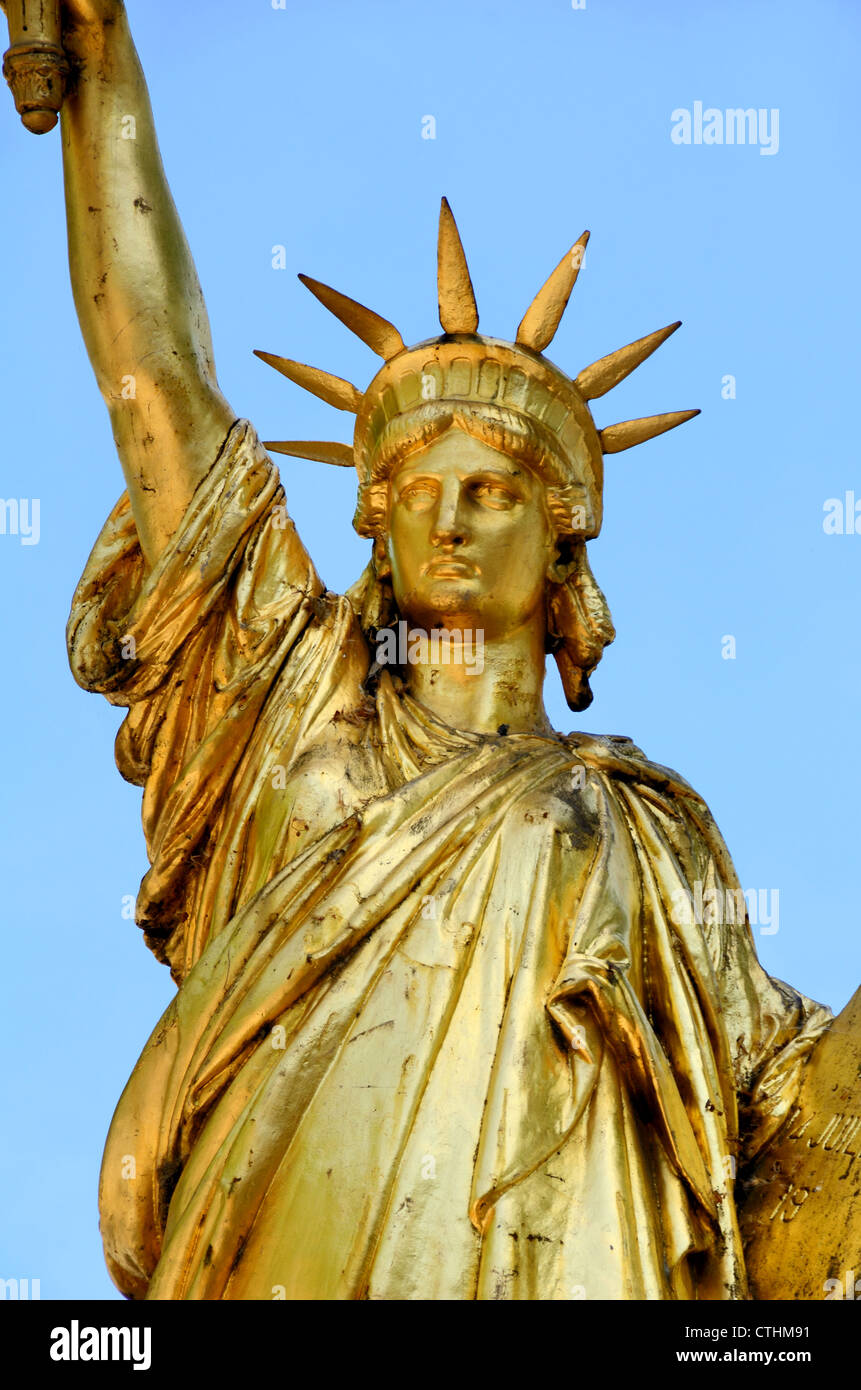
[397, 479, 438, 506]
[471, 481, 516, 508]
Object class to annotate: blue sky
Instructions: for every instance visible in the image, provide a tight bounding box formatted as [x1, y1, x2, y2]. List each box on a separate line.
[1, 0, 858, 1298]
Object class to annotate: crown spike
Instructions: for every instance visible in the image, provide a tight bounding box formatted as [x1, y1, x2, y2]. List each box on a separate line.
[516, 230, 590, 353]
[298, 274, 405, 360]
[264, 440, 355, 467]
[254, 351, 363, 413]
[576, 322, 682, 401]
[599, 410, 700, 454]
[437, 197, 478, 334]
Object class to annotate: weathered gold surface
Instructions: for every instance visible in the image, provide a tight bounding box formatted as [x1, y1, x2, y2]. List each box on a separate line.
[739, 985, 861, 1299]
[8, 0, 856, 1301]
[3, 0, 69, 133]
[437, 196, 479, 334]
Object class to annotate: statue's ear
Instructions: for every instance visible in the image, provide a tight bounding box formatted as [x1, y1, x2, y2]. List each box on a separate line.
[546, 536, 577, 585]
[373, 535, 392, 579]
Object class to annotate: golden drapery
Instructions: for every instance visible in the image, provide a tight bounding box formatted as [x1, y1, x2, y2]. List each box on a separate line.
[68, 421, 831, 1301]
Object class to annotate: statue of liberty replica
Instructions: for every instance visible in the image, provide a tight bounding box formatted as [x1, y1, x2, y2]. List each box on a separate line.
[5, 0, 857, 1300]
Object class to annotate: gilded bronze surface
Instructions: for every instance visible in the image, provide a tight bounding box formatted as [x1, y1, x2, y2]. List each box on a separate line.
[6, 0, 857, 1301]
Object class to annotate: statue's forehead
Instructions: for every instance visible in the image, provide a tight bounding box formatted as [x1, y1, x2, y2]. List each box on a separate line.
[390, 432, 534, 479]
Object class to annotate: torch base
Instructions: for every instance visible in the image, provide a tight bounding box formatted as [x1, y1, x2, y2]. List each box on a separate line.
[3, 40, 69, 134]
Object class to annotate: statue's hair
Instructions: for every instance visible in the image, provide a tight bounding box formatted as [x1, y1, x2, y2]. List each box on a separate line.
[347, 403, 615, 711]
[353, 400, 590, 540]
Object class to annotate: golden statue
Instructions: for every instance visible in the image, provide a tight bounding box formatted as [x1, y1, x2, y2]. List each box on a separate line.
[6, 0, 857, 1301]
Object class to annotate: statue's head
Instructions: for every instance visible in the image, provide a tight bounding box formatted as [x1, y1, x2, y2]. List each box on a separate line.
[256, 200, 698, 709]
[383, 423, 559, 646]
[355, 392, 612, 709]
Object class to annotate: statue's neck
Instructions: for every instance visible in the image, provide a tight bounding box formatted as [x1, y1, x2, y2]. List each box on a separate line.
[402, 620, 552, 736]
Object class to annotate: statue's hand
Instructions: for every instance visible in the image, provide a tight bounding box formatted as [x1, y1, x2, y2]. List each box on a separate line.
[58, 0, 128, 60]
[1, 1, 127, 60]
[0, 1, 125, 30]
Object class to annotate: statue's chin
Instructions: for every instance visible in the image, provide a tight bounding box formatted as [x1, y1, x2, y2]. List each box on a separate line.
[399, 584, 484, 630]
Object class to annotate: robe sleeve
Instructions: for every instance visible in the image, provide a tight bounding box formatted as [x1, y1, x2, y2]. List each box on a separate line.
[66, 418, 326, 969]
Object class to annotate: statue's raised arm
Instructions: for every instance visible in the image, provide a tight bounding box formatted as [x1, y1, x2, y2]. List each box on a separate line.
[57, 0, 235, 565]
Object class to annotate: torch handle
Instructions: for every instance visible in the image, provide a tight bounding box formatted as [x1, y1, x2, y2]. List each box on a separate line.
[3, 0, 69, 133]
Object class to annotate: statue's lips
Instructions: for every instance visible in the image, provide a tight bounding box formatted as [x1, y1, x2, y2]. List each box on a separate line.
[423, 558, 478, 579]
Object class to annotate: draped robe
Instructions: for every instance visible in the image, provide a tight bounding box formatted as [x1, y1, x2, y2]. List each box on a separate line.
[67, 420, 831, 1301]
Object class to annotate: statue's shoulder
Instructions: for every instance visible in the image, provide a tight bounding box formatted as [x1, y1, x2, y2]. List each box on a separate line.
[562, 730, 700, 805]
[561, 730, 737, 882]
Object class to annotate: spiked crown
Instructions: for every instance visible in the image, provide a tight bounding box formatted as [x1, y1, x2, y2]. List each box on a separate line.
[255, 199, 698, 541]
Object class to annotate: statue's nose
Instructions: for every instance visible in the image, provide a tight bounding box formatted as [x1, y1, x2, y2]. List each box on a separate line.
[431, 513, 469, 548]
[431, 484, 470, 547]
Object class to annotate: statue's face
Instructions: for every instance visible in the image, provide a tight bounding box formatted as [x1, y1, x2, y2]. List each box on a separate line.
[385, 430, 556, 640]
